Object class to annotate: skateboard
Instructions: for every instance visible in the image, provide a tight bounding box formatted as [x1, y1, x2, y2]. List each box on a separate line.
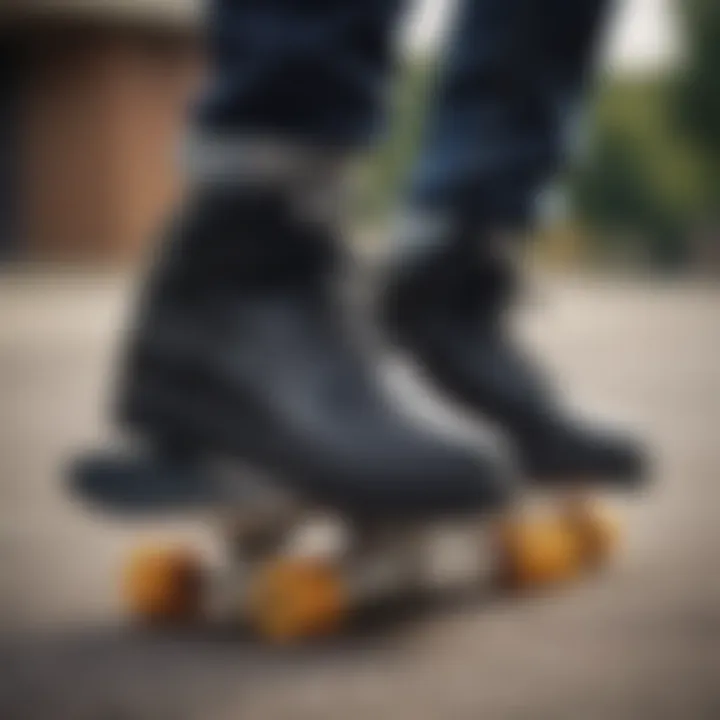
[69, 450, 620, 642]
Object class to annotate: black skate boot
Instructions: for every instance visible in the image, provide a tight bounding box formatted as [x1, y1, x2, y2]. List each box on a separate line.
[75, 177, 515, 520]
[380, 229, 647, 489]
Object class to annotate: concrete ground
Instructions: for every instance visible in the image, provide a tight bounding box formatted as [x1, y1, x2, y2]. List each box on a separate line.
[1, 272, 719, 719]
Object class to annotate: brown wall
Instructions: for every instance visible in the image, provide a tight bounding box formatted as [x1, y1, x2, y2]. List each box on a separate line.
[21, 25, 202, 264]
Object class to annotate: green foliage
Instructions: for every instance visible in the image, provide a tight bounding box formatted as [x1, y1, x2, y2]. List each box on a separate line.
[674, 0, 720, 151]
[572, 0, 720, 269]
[673, 0, 720, 205]
[569, 77, 699, 268]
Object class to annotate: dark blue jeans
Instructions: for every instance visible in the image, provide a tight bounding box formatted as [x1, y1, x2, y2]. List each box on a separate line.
[198, 0, 608, 228]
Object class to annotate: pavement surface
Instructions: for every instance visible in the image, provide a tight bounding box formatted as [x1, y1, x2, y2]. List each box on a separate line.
[1, 271, 719, 719]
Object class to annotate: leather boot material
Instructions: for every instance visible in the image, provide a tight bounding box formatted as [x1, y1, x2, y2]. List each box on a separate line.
[117, 188, 515, 517]
[380, 232, 646, 487]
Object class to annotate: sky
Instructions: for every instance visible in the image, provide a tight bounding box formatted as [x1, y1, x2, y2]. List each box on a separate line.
[404, 0, 682, 73]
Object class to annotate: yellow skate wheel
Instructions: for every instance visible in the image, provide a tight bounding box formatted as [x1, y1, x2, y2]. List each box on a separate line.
[121, 544, 204, 624]
[496, 515, 584, 591]
[562, 499, 620, 568]
[245, 558, 348, 643]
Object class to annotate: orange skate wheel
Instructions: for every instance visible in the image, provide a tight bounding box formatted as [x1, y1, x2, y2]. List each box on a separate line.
[122, 544, 204, 624]
[245, 558, 348, 643]
[496, 514, 584, 590]
[562, 498, 620, 568]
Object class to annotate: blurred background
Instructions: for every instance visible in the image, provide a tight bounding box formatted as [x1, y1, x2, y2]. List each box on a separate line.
[0, 0, 717, 268]
[1, 1, 719, 719]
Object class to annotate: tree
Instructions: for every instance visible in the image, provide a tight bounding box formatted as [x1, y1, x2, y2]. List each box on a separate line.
[673, 0, 720, 213]
[571, 126, 685, 268]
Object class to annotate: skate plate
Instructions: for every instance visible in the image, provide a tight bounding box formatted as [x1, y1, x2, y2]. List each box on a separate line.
[70, 451, 620, 642]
